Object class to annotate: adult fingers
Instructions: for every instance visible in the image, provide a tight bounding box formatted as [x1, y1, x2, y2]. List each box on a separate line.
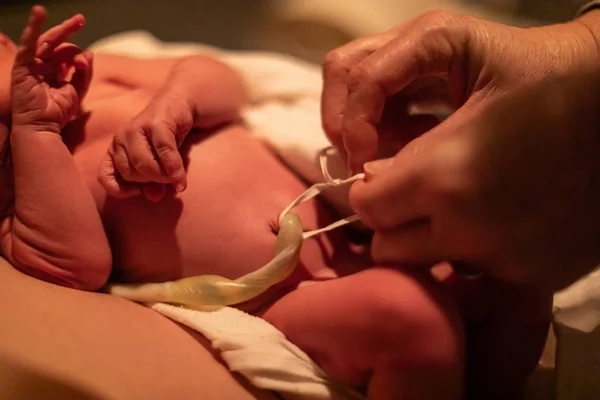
[343, 11, 472, 171]
[321, 28, 406, 160]
[349, 141, 428, 230]
[350, 101, 477, 230]
[377, 91, 442, 155]
[370, 221, 441, 266]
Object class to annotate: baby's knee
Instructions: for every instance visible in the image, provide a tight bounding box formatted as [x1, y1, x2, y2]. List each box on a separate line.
[348, 268, 464, 371]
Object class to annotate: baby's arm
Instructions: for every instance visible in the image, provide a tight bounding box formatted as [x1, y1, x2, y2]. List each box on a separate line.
[91, 53, 247, 126]
[90, 54, 183, 91]
[97, 54, 247, 200]
[0, 8, 111, 290]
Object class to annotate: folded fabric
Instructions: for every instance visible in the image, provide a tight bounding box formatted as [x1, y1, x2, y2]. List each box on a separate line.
[152, 304, 364, 400]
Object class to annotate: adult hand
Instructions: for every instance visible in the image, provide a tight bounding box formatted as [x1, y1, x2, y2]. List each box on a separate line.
[322, 10, 600, 290]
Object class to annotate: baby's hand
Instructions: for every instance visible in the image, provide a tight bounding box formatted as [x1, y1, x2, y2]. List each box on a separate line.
[11, 6, 93, 134]
[98, 93, 190, 202]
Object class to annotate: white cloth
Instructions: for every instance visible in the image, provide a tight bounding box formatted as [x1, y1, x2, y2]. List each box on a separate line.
[151, 304, 364, 400]
[552, 267, 600, 400]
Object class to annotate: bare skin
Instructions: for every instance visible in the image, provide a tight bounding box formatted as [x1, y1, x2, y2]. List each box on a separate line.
[0, 7, 551, 400]
[0, 257, 277, 400]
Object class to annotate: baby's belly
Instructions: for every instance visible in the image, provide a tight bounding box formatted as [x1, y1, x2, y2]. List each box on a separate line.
[87, 125, 359, 297]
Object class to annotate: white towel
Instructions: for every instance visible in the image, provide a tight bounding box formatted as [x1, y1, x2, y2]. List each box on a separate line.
[552, 267, 600, 400]
[151, 304, 364, 400]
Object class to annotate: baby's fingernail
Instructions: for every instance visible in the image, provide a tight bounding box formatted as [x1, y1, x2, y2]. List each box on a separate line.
[363, 157, 394, 177]
[175, 182, 185, 192]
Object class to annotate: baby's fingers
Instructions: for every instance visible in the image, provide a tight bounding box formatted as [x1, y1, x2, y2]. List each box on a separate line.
[149, 124, 187, 191]
[35, 43, 81, 78]
[71, 51, 94, 100]
[16, 6, 46, 64]
[121, 128, 165, 182]
[98, 152, 141, 199]
[112, 125, 180, 185]
[37, 13, 85, 59]
[142, 183, 167, 203]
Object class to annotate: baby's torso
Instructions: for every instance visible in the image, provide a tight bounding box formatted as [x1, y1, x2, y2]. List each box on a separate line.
[64, 84, 363, 306]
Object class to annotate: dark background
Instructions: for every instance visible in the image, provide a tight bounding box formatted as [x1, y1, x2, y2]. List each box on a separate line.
[0, 0, 272, 50]
[0, 0, 586, 54]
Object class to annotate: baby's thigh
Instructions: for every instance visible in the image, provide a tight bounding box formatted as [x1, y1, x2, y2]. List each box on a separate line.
[262, 267, 464, 398]
[0, 258, 275, 400]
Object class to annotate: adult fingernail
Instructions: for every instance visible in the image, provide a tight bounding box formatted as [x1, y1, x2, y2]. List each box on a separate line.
[363, 157, 394, 177]
[175, 182, 185, 192]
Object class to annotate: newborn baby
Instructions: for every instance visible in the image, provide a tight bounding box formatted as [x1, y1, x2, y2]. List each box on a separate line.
[0, 7, 551, 400]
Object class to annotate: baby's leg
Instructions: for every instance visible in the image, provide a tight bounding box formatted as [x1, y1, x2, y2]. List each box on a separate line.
[262, 267, 464, 400]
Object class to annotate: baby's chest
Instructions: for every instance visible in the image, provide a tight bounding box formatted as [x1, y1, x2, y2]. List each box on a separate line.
[63, 89, 153, 199]
[66, 88, 151, 147]
[103, 125, 350, 286]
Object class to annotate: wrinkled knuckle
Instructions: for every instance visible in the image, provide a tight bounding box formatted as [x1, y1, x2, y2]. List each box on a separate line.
[419, 10, 460, 30]
[323, 49, 346, 74]
[409, 13, 465, 75]
[425, 144, 480, 206]
[111, 150, 132, 180]
[138, 121, 156, 136]
[147, 119, 166, 132]
[113, 130, 127, 144]
[156, 146, 180, 171]
[418, 10, 466, 48]
[154, 143, 173, 159]
[130, 156, 153, 175]
[347, 63, 377, 90]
